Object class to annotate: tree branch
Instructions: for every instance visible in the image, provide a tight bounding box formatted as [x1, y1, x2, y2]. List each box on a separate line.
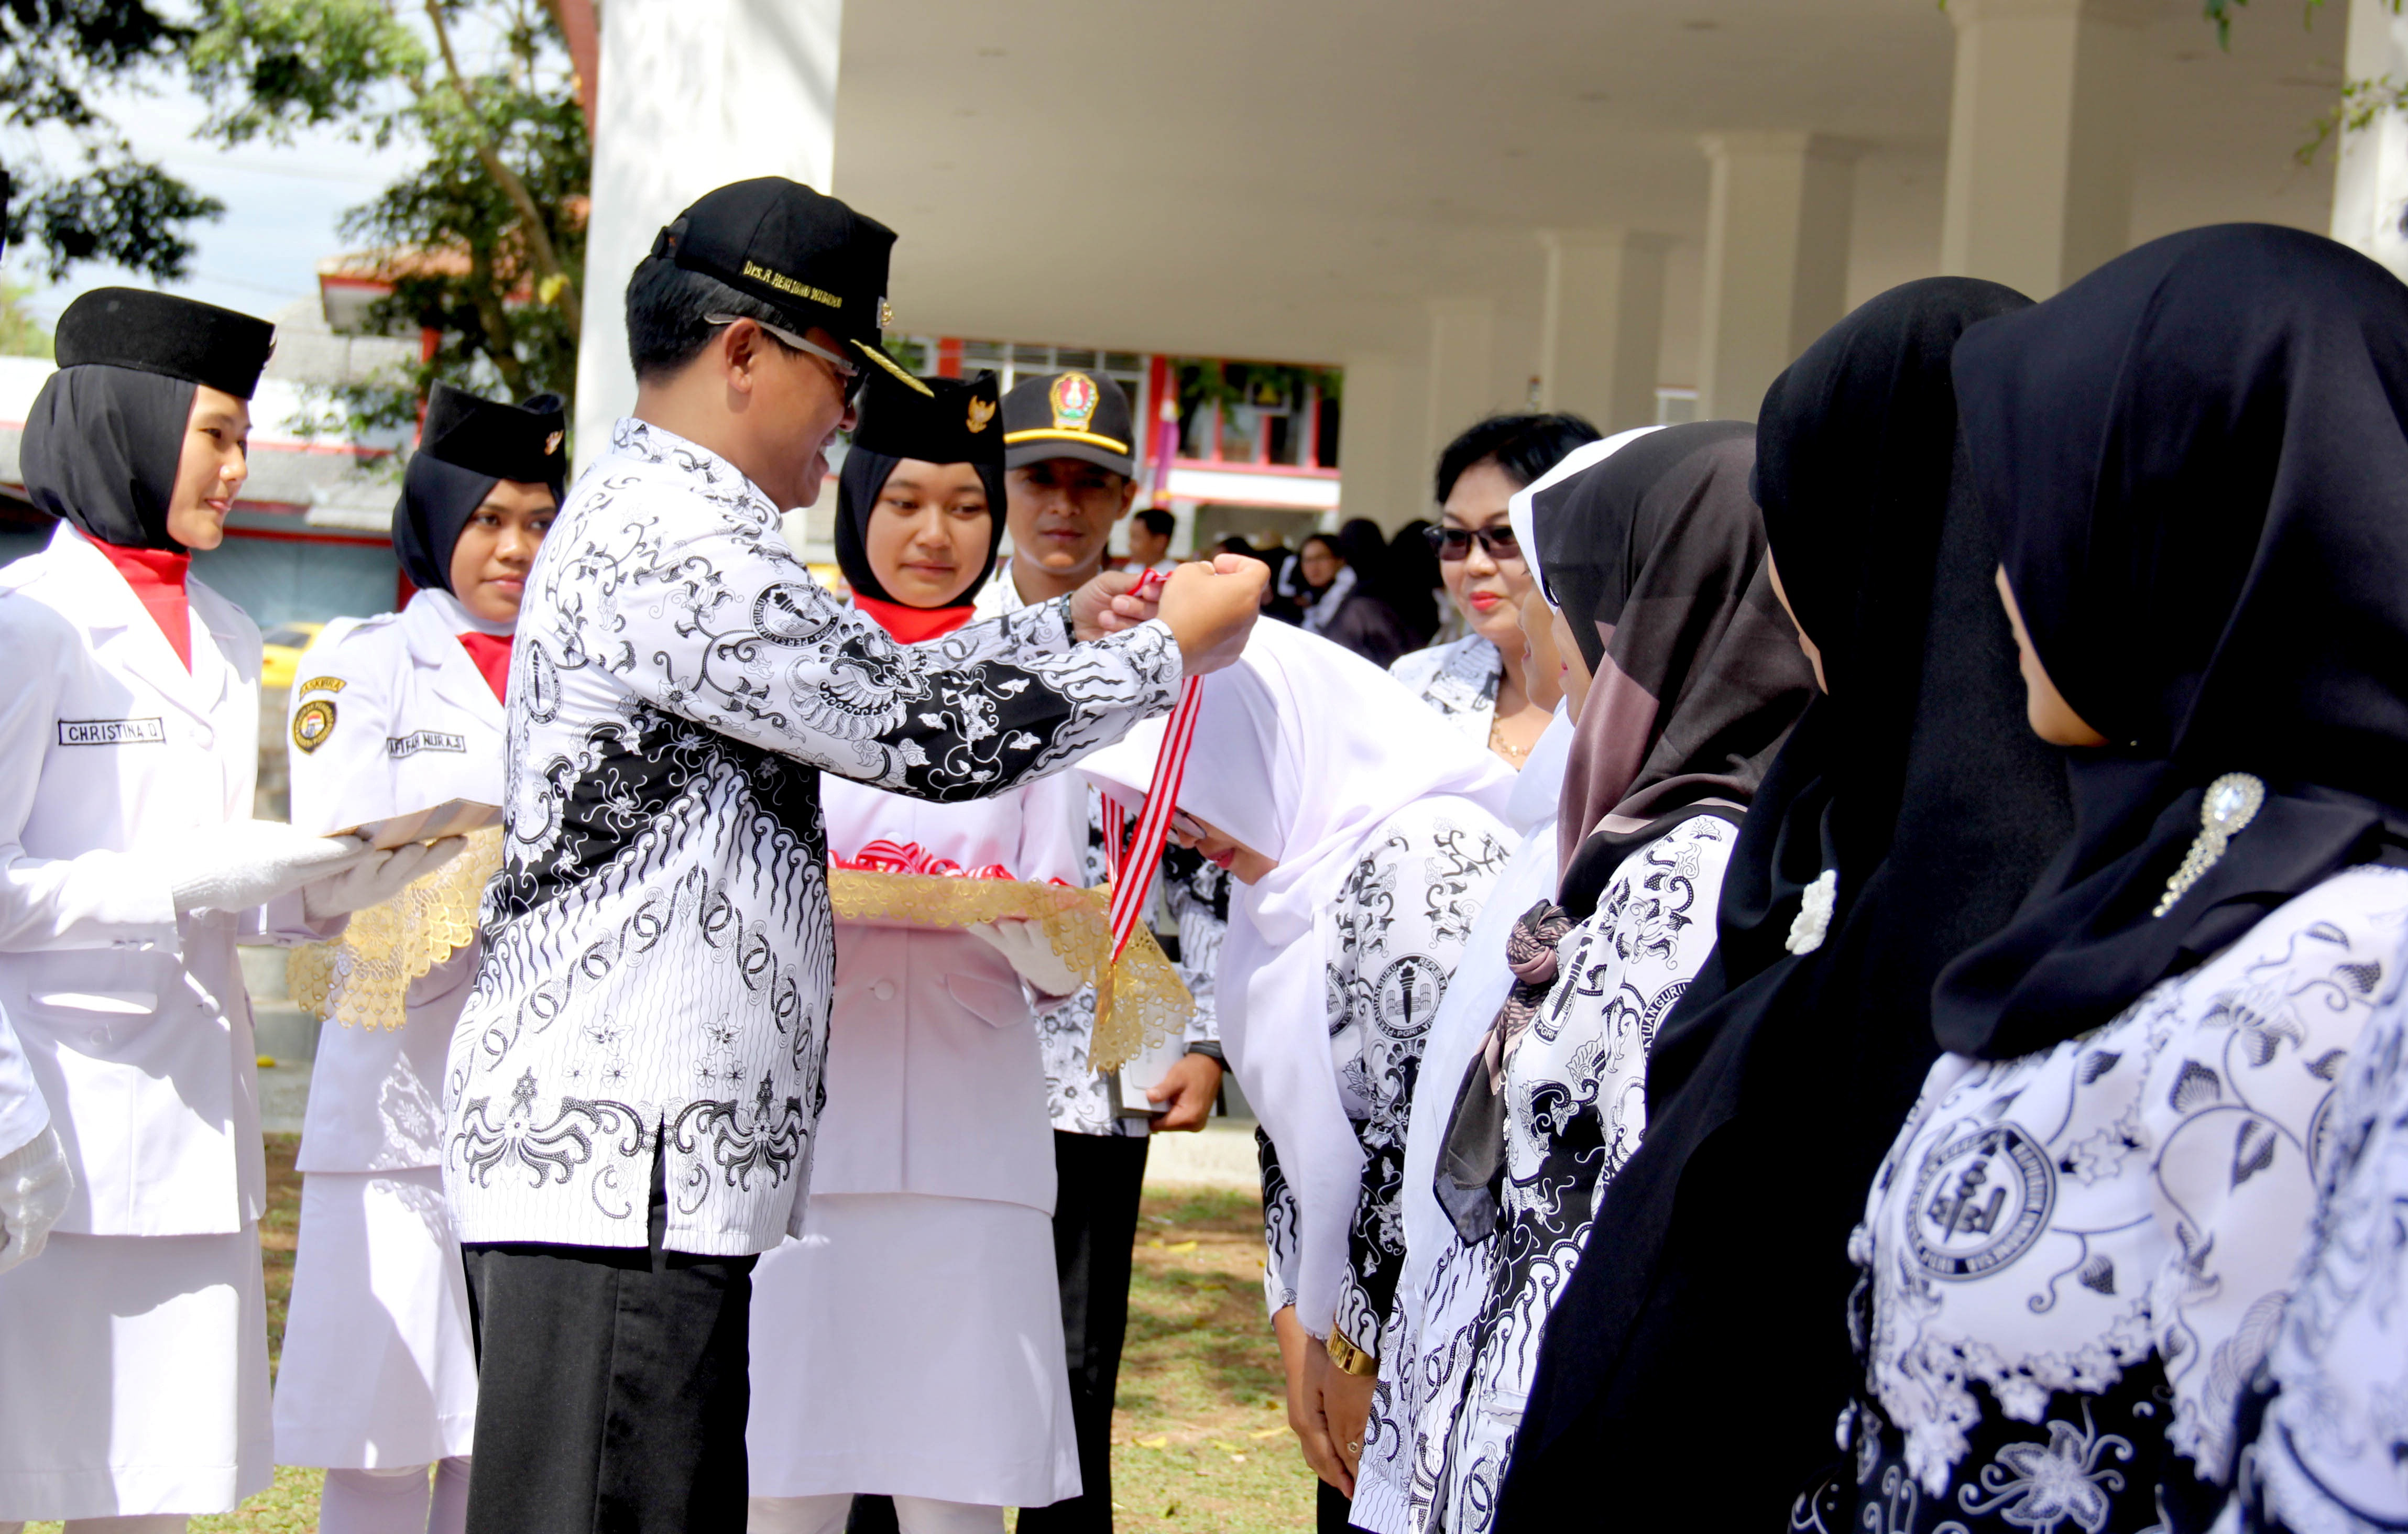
[423, 0, 581, 342]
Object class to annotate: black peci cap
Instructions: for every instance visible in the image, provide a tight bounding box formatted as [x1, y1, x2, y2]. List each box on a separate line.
[652, 177, 927, 397]
[1002, 370, 1135, 476]
[851, 368, 1003, 470]
[56, 287, 276, 400]
[421, 382, 569, 493]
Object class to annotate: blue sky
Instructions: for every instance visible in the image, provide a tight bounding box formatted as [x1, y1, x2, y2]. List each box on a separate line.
[18, 78, 421, 326]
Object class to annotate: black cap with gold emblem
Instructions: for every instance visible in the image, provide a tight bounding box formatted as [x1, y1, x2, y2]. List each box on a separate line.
[393, 384, 569, 597]
[651, 176, 927, 397]
[851, 367, 1004, 472]
[1001, 370, 1135, 477]
[421, 382, 569, 495]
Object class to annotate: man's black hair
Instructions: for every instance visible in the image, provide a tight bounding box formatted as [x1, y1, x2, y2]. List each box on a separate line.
[1433, 412, 1603, 505]
[625, 254, 801, 382]
[1133, 507, 1176, 540]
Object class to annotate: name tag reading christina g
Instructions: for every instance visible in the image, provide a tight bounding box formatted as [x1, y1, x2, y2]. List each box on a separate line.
[386, 730, 468, 759]
[58, 717, 167, 746]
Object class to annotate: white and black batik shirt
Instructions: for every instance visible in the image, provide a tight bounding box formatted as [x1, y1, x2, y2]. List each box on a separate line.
[444, 419, 1182, 1255]
[1792, 865, 2408, 1534]
[1389, 634, 1502, 750]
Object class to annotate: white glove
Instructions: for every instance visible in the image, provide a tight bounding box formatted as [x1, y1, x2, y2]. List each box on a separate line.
[301, 837, 470, 921]
[161, 820, 377, 915]
[0, 1125, 73, 1276]
[966, 917, 1083, 999]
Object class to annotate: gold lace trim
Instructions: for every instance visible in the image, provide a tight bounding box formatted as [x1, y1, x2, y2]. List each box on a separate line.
[828, 870, 1190, 1072]
[288, 827, 505, 1032]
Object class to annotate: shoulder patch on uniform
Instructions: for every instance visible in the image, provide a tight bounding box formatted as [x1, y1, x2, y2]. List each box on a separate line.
[298, 676, 346, 695]
[292, 698, 337, 754]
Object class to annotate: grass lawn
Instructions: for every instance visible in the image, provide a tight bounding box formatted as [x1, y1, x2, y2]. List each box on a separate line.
[30, 1141, 1319, 1534]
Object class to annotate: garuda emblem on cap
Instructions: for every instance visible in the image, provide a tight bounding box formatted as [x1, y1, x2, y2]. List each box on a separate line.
[1050, 372, 1100, 432]
[544, 431, 564, 456]
[967, 396, 996, 434]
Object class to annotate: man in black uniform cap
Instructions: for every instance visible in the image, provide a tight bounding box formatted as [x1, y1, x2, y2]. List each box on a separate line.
[444, 177, 1265, 1534]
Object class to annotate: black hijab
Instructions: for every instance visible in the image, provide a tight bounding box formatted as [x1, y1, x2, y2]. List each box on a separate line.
[22, 287, 277, 553]
[392, 384, 568, 595]
[835, 369, 1007, 611]
[1496, 279, 2074, 1530]
[22, 365, 195, 552]
[1932, 224, 2408, 1061]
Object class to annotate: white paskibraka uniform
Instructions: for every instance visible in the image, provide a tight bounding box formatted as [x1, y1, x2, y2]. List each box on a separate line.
[273, 587, 505, 1476]
[0, 522, 329, 1523]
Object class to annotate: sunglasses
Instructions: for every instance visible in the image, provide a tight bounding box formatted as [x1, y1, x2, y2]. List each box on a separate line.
[1425, 523, 1522, 562]
[1169, 809, 1210, 843]
[704, 312, 866, 403]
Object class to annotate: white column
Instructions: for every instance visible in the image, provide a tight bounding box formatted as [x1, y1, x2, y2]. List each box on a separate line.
[2333, 0, 2408, 278]
[1421, 297, 1498, 514]
[1938, 0, 2151, 299]
[1537, 228, 1670, 433]
[573, 0, 845, 469]
[1696, 133, 1858, 423]
[1334, 350, 1429, 531]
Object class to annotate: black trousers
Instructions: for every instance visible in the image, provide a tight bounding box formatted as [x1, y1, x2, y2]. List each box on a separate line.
[460, 1152, 758, 1534]
[1012, 1128, 1152, 1534]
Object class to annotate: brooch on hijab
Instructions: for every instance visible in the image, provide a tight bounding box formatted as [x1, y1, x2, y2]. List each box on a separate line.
[2152, 772, 2266, 918]
[1785, 869, 1838, 955]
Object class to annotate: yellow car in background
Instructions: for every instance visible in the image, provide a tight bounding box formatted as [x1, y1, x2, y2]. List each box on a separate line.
[259, 622, 325, 692]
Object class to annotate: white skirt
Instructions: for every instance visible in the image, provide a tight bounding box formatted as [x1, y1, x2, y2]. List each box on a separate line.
[0, 1228, 272, 1520]
[273, 1168, 479, 1467]
[746, 1192, 1079, 1508]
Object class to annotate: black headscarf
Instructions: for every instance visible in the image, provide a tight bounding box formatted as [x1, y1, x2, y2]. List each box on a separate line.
[834, 370, 1009, 611]
[21, 365, 195, 552]
[1930, 224, 2408, 1061]
[23, 287, 277, 554]
[392, 385, 568, 595]
[834, 449, 1007, 609]
[1534, 421, 1818, 918]
[1495, 279, 2074, 1529]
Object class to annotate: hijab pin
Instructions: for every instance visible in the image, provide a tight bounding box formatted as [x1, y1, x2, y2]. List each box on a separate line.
[2152, 772, 2265, 918]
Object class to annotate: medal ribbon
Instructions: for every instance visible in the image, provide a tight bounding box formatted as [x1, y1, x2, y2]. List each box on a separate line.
[1104, 568, 1205, 962]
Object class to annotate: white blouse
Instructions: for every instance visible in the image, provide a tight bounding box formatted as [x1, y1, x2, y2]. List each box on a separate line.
[1389, 635, 1503, 749]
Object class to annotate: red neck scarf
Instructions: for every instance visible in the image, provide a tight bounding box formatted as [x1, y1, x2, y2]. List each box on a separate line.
[454, 630, 513, 702]
[94, 541, 193, 671]
[852, 593, 975, 644]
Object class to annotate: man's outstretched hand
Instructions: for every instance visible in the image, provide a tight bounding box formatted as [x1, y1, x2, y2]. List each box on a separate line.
[1072, 555, 1267, 675]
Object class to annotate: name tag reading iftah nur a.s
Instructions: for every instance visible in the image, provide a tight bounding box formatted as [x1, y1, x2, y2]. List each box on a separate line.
[59, 717, 167, 746]
[386, 730, 468, 759]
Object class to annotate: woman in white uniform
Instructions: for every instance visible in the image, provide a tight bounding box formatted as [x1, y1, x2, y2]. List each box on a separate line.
[0, 289, 446, 1534]
[273, 386, 565, 1534]
[746, 369, 1087, 1534]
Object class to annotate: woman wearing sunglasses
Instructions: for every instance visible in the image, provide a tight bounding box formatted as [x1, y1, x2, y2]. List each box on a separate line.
[1389, 415, 1601, 769]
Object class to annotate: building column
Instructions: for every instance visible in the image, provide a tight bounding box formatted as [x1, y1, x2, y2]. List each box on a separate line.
[2333, 0, 2408, 278]
[573, 0, 845, 470]
[1696, 132, 1858, 423]
[1537, 228, 1670, 433]
[1938, 0, 2151, 299]
[1334, 351, 1429, 531]
[1418, 297, 1501, 519]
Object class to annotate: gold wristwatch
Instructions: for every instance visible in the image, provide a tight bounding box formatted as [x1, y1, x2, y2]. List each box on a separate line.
[1326, 1327, 1380, 1378]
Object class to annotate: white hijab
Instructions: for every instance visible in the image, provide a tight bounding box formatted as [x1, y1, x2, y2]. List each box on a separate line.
[1080, 622, 1516, 1333]
[1509, 424, 1665, 611]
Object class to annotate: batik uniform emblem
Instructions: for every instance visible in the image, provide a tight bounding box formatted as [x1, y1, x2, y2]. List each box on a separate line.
[1907, 1121, 2056, 1281]
[292, 697, 337, 753]
[966, 396, 996, 434]
[1050, 372, 1100, 432]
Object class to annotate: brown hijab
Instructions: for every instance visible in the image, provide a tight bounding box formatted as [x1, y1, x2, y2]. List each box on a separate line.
[1532, 420, 1819, 917]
